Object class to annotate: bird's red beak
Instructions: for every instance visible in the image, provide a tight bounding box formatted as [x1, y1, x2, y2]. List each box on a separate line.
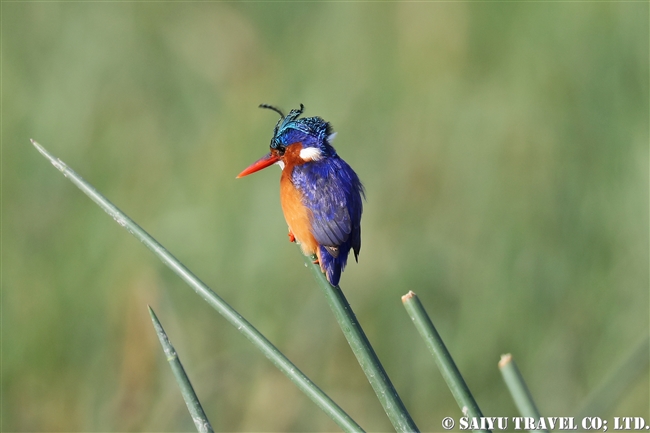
[236, 152, 280, 178]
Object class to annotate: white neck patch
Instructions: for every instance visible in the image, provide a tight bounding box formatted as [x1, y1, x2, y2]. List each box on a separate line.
[275, 160, 285, 170]
[299, 147, 323, 162]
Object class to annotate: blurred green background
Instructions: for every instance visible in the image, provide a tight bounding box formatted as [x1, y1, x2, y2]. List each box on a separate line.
[3, 2, 648, 431]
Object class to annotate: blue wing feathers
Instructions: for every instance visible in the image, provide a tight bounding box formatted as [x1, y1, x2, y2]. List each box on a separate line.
[292, 156, 364, 286]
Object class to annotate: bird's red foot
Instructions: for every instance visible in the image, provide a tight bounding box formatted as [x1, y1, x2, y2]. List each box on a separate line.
[288, 232, 296, 243]
[312, 259, 319, 265]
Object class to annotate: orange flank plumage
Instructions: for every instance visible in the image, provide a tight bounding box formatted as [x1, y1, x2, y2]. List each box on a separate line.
[280, 173, 318, 254]
[279, 143, 322, 265]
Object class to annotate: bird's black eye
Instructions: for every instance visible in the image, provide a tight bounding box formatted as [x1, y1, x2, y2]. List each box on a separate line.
[270, 139, 285, 156]
[270, 138, 286, 155]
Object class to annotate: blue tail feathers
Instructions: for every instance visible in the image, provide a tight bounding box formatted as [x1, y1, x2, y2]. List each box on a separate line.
[319, 244, 352, 286]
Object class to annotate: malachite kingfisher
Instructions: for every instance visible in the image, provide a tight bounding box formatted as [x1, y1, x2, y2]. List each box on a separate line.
[237, 104, 365, 286]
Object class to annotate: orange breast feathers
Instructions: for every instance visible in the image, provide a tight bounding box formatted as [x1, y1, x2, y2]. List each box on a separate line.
[280, 169, 319, 257]
[278, 143, 320, 258]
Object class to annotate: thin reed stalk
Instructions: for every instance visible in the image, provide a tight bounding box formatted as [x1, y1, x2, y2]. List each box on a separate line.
[498, 354, 547, 433]
[31, 139, 364, 433]
[401, 291, 488, 433]
[148, 306, 214, 433]
[302, 252, 420, 433]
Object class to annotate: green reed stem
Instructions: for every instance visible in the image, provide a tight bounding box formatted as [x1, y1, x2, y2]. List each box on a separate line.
[31, 139, 364, 433]
[302, 252, 420, 433]
[148, 306, 214, 433]
[498, 354, 547, 433]
[401, 291, 488, 433]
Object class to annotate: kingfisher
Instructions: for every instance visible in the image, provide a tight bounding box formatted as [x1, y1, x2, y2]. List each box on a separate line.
[237, 104, 365, 286]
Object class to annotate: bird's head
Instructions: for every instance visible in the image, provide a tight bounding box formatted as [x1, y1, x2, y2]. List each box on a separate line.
[237, 104, 337, 178]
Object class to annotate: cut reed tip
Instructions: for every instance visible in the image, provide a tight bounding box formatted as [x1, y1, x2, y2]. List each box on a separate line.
[498, 353, 512, 368]
[401, 291, 416, 303]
